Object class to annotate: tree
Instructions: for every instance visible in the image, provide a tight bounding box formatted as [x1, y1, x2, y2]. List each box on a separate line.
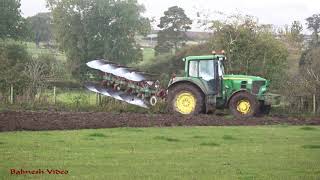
[209, 14, 288, 89]
[155, 6, 192, 54]
[47, 0, 150, 80]
[0, 42, 31, 97]
[299, 47, 320, 97]
[26, 12, 53, 47]
[306, 14, 320, 46]
[285, 15, 320, 103]
[0, 0, 29, 40]
[277, 21, 304, 50]
[290, 21, 303, 45]
[23, 59, 48, 99]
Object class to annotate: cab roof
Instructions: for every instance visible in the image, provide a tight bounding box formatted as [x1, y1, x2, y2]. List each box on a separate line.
[184, 55, 225, 61]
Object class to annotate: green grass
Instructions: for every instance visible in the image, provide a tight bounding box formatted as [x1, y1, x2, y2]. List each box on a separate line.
[88, 133, 108, 138]
[1, 126, 320, 179]
[199, 142, 220, 146]
[142, 47, 155, 61]
[54, 90, 96, 105]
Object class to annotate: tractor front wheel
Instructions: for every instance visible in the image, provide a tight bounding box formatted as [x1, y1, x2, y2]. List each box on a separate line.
[229, 92, 259, 118]
[168, 84, 204, 115]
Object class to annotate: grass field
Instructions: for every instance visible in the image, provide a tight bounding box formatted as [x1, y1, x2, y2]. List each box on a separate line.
[47, 89, 96, 106]
[26, 41, 153, 65]
[1, 126, 320, 179]
[142, 47, 155, 62]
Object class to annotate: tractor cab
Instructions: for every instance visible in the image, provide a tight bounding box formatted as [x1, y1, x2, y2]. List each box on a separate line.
[182, 54, 226, 95]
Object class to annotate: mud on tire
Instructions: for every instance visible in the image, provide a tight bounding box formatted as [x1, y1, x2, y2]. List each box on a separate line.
[167, 83, 205, 115]
[229, 91, 259, 118]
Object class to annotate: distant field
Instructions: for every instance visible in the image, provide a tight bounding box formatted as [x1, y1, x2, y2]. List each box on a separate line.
[25, 42, 66, 61]
[133, 47, 155, 68]
[142, 47, 155, 61]
[1, 126, 320, 179]
[26, 42, 154, 65]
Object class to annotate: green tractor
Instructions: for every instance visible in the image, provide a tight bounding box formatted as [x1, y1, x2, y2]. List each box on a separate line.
[86, 52, 272, 118]
[167, 54, 271, 117]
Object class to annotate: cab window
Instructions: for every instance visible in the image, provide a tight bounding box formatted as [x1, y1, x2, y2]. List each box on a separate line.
[189, 60, 215, 80]
[199, 60, 214, 81]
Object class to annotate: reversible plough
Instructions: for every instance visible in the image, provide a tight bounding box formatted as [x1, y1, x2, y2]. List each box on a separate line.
[85, 60, 166, 108]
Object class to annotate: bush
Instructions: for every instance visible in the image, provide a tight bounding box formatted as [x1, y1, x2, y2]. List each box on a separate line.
[0, 41, 32, 96]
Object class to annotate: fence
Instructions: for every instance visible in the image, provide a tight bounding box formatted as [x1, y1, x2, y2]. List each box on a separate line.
[279, 95, 319, 114]
[0, 85, 319, 115]
[0, 85, 155, 113]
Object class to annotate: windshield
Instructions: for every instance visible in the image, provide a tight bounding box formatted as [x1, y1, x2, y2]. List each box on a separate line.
[188, 60, 215, 81]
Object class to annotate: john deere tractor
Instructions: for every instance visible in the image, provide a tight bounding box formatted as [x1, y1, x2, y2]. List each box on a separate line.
[167, 54, 271, 117]
[86, 52, 272, 118]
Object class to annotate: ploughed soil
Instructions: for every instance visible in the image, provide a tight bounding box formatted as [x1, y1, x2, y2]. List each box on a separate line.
[1, 111, 320, 132]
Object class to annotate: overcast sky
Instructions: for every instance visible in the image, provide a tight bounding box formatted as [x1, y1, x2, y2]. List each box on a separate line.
[20, 0, 319, 32]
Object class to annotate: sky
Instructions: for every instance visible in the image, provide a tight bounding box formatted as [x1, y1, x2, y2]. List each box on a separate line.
[20, 0, 320, 32]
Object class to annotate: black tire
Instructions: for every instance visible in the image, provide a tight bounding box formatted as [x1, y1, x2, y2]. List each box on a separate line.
[229, 91, 259, 118]
[167, 83, 204, 115]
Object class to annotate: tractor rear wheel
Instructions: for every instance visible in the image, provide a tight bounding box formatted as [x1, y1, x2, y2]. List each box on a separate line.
[229, 91, 259, 118]
[168, 84, 204, 115]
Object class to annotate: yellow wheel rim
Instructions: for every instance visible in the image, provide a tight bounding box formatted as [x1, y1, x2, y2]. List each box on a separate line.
[237, 100, 251, 114]
[174, 92, 196, 114]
